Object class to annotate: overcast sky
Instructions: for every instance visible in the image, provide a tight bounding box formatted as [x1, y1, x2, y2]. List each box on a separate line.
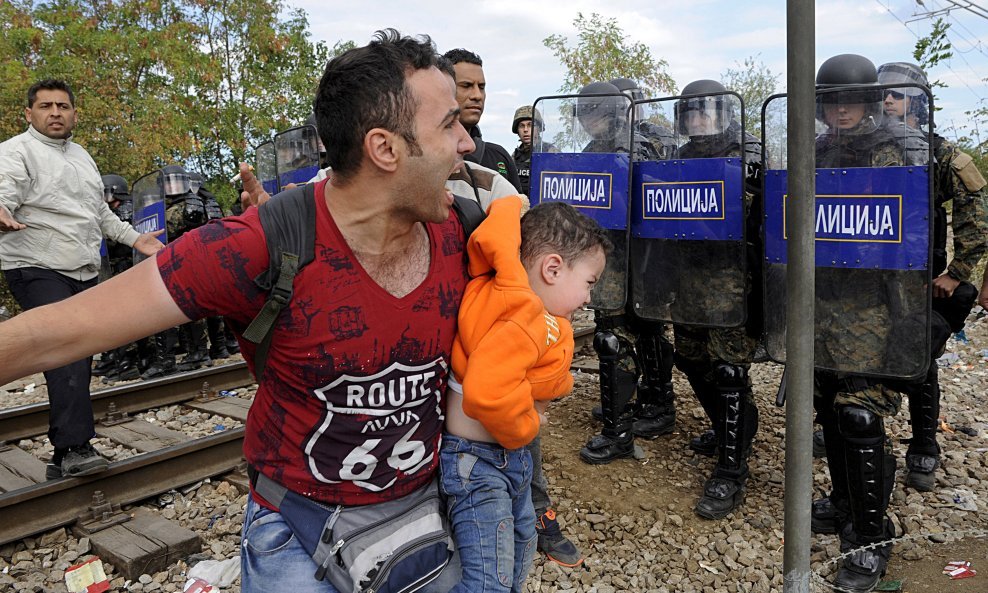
[292, 0, 987, 152]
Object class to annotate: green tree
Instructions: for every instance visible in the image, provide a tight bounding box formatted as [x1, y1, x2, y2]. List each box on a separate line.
[543, 12, 676, 97]
[721, 55, 781, 138]
[913, 17, 953, 91]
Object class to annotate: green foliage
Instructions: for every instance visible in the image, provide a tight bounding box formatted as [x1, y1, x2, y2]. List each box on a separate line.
[721, 55, 781, 138]
[543, 12, 676, 97]
[913, 17, 953, 91]
[0, 0, 335, 196]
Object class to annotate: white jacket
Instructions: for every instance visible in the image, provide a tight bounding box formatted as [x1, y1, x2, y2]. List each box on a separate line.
[0, 126, 139, 280]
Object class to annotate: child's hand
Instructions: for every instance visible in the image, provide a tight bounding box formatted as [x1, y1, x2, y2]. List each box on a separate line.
[535, 400, 549, 425]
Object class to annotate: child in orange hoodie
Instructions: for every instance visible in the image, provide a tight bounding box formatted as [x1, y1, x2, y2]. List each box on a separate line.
[441, 196, 610, 592]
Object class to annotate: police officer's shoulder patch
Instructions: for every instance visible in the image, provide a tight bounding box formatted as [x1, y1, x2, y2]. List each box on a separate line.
[951, 150, 987, 193]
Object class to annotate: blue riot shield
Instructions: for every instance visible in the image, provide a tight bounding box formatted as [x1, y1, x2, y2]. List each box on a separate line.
[131, 171, 168, 266]
[761, 84, 933, 379]
[275, 125, 321, 189]
[532, 92, 635, 311]
[630, 92, 752, 327]
[254, 140, 278, 196]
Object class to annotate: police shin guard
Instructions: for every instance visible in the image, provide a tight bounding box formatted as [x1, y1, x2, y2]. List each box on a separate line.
[695, 363, 755, 520]
[207, 316, 231, 359]
[177, 321, 212, 372]
[676, 354, 720, 457]
[580, 331, 637, 465]
[833, 406, 896, 593]
[142, 329, 177, 379]
[633, 332, 675, 439]
[906, 365, 941, 491]
[812, 412, 851, 535]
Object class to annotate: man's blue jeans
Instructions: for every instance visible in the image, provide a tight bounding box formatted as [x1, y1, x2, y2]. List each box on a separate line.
[439, 434, 537, 593]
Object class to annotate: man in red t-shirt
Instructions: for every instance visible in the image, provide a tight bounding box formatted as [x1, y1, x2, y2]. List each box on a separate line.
[0, 30, 476, 593]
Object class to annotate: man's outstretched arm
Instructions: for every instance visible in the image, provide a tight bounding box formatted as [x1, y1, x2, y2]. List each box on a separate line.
[0, 258, 190, 385]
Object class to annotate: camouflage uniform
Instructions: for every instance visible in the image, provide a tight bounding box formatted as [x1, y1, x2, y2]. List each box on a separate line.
[581, 126, 682, 465]
[666, 120, 765, 520]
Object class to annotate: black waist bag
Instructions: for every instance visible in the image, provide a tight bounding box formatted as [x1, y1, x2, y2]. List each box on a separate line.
[251, 468, 452, 593]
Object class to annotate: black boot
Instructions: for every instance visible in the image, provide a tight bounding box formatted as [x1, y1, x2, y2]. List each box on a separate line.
[580, 331, 637, 465]
[207, 316, 231, 359]
[905, 365, 940, 492]
[104, 345, 140, 382]
[177, 321, 212, 372]
[695, 363, 756, 520]
[832, 405, 897, 593]
[142, 329, 177, 379]
[224, 323, 240, 355]
[633, 332, 676, 438]
[689, 429, 717, 457]
[91, 350, 117, 376]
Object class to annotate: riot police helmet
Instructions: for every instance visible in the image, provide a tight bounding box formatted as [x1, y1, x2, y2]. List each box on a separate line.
[675, 79, 733, 137]
[159, 164, 192, 197]
[877, 62, 930, 126]
[101, 174, 130, 203]
[305, 113, 327, 155]
[609, 78, 645, 102]
[815, 54, 884, 132]
[576, 81, 626, 140]
[188, 171, 204, 194]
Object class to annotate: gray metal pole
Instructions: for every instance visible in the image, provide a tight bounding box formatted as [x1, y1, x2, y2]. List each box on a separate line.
[783, 0, 816, 591]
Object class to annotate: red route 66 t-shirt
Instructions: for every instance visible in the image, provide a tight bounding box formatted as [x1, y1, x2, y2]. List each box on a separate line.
[156, 179, 468, 506]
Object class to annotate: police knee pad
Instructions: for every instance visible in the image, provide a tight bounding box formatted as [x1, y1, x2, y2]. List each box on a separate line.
[593, 331, 621, 359]
[929, 311, 952, 359]
[713, 363, 749, 390]
[837, 405, 884, 446]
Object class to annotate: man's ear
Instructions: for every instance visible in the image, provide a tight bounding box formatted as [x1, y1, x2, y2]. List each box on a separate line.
[364, 128, 399, 173]
[23, 107, 31, 125]
[541, 253, 564, 284]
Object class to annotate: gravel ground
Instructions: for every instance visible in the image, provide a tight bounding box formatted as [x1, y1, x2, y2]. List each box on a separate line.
[2, 311, 988, 592]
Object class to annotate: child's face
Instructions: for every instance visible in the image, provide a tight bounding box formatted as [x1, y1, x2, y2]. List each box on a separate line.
[540, 247, 606, 320]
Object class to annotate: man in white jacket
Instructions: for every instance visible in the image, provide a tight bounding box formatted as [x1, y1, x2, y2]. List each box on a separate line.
[0, 79, 163, 480]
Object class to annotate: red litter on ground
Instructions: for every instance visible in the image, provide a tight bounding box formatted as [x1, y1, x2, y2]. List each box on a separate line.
[64, 557, 110, 593]
[943, 560, 976, 579]
[184, 577, 216, 593]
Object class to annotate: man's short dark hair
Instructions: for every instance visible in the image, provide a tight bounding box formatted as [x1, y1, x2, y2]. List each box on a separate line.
[436, 56, 456, 79]
[520, 202, 612, 269]
[313, 29, 439, 184]
[442, 48, 482, 67]
[27, 79, 75, 108]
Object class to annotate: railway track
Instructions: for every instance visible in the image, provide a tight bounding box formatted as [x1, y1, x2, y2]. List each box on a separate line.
[0, 327, 595, 547]
[0, 362, 255, 545]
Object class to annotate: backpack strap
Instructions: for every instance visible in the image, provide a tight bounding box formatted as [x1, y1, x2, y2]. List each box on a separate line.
[452, 193, 486, 238]
[241, 183, 317, 379]
[242, 188, 483, 380]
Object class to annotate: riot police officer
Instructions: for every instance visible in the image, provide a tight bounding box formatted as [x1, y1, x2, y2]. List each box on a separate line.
[163, 165, 212, 372]
[875, 62, 987, 492]
[92, 175, 142, 382]
[576, 82, 676, 466]
[667, 79, 765, 520]
[609, 77, 677, 160]
[189, 171, 240, 360]
[807, 54, 922, 593]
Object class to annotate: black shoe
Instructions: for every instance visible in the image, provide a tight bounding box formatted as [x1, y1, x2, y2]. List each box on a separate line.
[632, 405, 675, 439]
[91, 354, 116, 377]
[209, 344, 230, 360]
[535, 509, 584, 567]
[225, 338, 240, 355]
[689, 429, 718, 457]
[60, 443, 109, 477]
[45, 463, 62, 480]
[142, 359, 176, 379]
[813, 429, 826, 459]
[832, 523, 893, 593]
[177, 351, 212, 372]
[695, 473, 747, 520]
[905, 452, 938, 492]
[580, 432, 635, 465]
[811, 497, 840, 534]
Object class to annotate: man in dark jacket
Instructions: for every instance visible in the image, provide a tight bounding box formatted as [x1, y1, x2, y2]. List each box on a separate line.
[443, 48, 522, 191]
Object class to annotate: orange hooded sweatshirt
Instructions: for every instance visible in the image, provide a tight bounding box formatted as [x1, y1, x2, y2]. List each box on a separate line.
[450, 196, 575, 450]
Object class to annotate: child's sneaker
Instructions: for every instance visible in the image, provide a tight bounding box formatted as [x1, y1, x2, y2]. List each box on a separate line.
[535, 508, 584, 567]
